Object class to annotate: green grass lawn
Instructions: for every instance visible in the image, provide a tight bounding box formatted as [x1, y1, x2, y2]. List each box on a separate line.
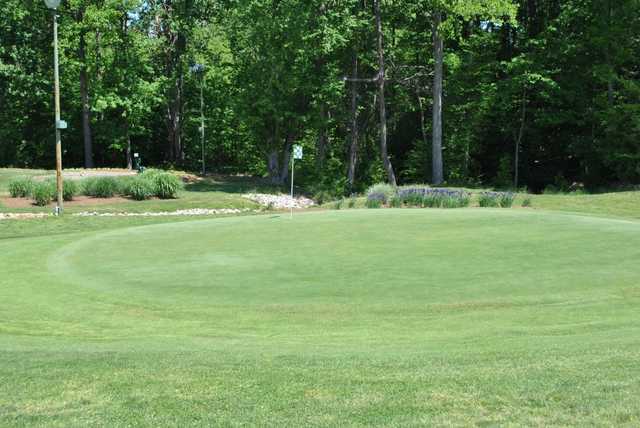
[2, 209, 640, 426]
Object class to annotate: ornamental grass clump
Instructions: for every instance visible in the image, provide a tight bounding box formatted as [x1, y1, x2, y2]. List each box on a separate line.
[366, 183, 395, 204]
[83, 177, 120, 198]
[479, 192, 512, 208]
[366, 192, 385, 208]
[499, 192, 515, 208]
[32, 182, 55, 206]
[398, 187, 428, 207]
[152, 172, 182, 199]
[124, 176, 155, 200]
[8, 177, 34, 198]
[62, 179, 78, 201]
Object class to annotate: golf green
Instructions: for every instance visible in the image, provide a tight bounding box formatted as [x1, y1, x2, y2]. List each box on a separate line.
[2, 209, 640, 426]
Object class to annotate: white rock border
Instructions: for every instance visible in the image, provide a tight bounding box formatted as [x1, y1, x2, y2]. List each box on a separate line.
[242, 193, 314, 209]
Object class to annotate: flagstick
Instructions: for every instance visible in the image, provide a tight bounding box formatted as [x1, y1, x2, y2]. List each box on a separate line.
[290, 155, 294, 219]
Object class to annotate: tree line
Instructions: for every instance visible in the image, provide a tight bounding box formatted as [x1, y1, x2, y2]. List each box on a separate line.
[1, 0, 639, 194]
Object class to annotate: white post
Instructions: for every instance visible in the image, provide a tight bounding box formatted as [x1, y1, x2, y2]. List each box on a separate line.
[290, 155, 294, 218]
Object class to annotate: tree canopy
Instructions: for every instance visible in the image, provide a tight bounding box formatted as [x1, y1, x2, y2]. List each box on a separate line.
[1, 0, 639, 192]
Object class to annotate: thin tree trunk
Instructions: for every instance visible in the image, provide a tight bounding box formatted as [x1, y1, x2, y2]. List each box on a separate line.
[374, 0, 397, 186]
[514, 88, 527, 188]
[347, 52, 359, 191]
[417, 92, 429, 180]
[268, 147, 280, 185]
[316, 106, 328, 171]
[280, 141, 292, 185]
[432, 10, 444, 185]
[79, 31, 94, 169]
[125, 119, 133, 170]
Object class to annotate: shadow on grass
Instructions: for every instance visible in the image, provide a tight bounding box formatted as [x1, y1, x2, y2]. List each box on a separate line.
[184, 174, 282, 194]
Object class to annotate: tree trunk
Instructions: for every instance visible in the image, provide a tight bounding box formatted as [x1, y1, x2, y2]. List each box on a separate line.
[125, 119, 133, 170]
[280, 141, 292, 185]
[514, 88, 527, 188]
[432, 10, 444, 185]
[79, 30, 93, 168]
[347, 52, 359, 191]
[374, 0, 397, 186]
[316, 106, 328, 171]
[167, 70, 184, 162]
[417, 92, 429, 180]
[268, 148, 280, 184]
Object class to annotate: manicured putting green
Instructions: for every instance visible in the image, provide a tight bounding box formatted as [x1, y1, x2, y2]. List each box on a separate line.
[2, 209, 640, 426]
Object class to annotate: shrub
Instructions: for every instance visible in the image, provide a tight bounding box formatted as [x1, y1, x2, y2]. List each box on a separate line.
[499, 192, 515, 208]
[152, 172, 181, 199]
[397, 187, 429, 206]
[366, 192, 385, 208]
[32, 182, 55, 206]
[478, 192, 500, 207]
[83, 176, 119, 198]
[313, 190, 331, 205]
[397, 187, 470, 209]
[348, 197, 357, 208]
[63, 179, 78, 201]
[333, 199, 344, 210]
[124, 176, 155, 200]
[8, 177, 34, 198]
[389, 195, 403, 208]
[522, 197, 532, 207]
[366, 183, 395, 204]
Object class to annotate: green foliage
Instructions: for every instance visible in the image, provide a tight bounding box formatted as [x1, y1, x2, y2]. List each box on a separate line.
[499, 193, 515, 208]
[522, 197, 532, 207]
[63, 180, 78, 202]
[32, 182, 54, 206]
[478, 193, 500, 208]
[348, 197, 357, 208]
[332, 199, 344, 210]
[152, 173, 182, 199]
[124, 176, 155, 201]
[389, 195, 402, 208]
[365, 196, 383, 209]
[8, 177, 34, 198]
[366, 183, 395, 205]
[83, 177, 120, 198]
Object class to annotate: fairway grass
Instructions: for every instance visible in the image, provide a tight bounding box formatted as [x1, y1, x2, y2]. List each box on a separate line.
[2, 210, 640, 426]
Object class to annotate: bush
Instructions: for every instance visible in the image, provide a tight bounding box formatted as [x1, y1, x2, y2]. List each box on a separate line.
[333, 199, 344, 210]
[478, 192, 500, 207]
[32, 182, 55, 206]
[124, 176, 155, 200]
[366, 183, 395, 204]
[83, 176, 119, 198]
[63, 179, 78, 201]
[522, 197, 532, 207]
[398, 187, 427, 207]
[313, 190, 331, 205]
[152, 172, 181, 199]
[8, 177, 34, 198]
[499, 192, 515, 208]
[348, 197, 357, 208]
[366, 192, 385, 208]
[389, 195, 403, 208]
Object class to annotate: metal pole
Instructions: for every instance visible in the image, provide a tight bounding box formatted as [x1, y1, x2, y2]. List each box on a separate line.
[290, 155, 294, 218]
[53, 12, 64, 215]
[200, 80, 205, 176]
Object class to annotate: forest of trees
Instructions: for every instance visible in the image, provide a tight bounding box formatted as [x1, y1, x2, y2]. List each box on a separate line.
[1, 0, 639, 194]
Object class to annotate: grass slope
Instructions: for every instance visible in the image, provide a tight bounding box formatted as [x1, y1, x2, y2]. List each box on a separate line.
[2, 209, 640, 426]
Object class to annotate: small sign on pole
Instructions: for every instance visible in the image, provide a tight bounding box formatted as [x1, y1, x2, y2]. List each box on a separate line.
[291, 145, 303, 218]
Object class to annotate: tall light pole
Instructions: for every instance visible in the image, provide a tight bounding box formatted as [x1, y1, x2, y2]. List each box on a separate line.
[45, 0, 65, 215]
[190, 64, 206, 176]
